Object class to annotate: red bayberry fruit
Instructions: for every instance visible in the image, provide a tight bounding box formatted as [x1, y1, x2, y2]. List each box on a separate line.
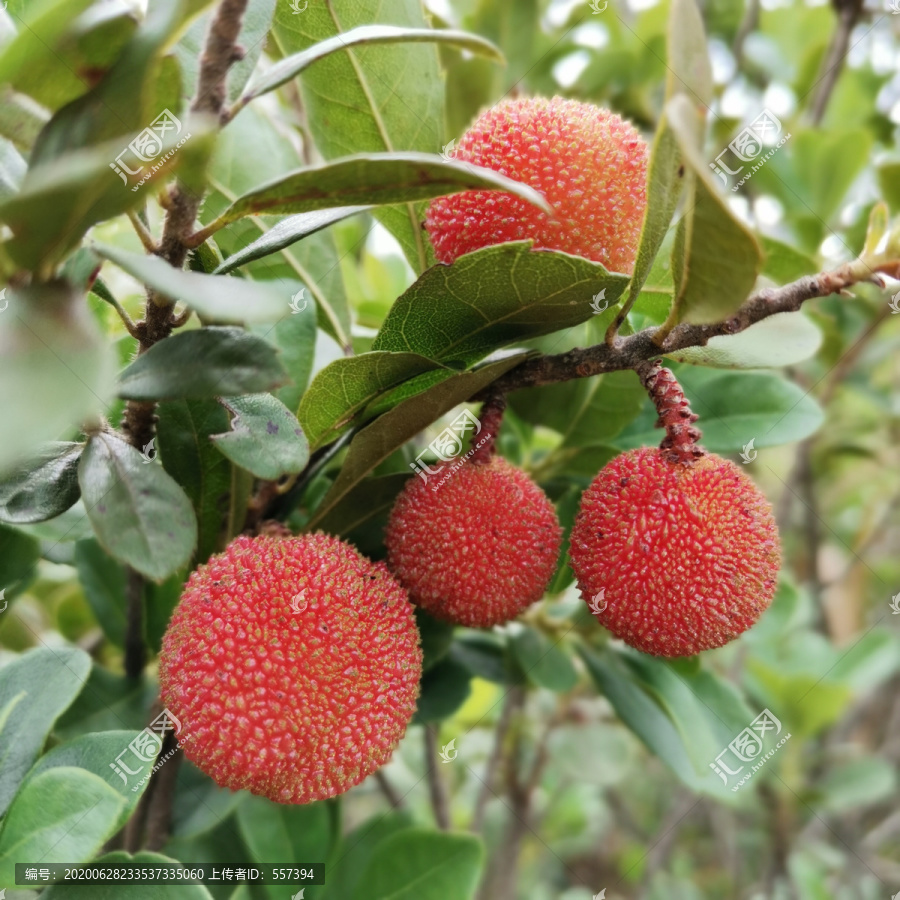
[158, 533, 422, 804]
[385, 455, 562, 628]
[426, 96, 648, 272]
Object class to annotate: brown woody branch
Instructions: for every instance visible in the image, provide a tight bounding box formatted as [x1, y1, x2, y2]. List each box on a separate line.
[473, 262, 890, 399]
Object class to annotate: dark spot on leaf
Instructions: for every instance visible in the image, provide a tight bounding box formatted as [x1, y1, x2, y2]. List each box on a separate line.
[266, 421, 279, 435]
[97, 504, 106, 513]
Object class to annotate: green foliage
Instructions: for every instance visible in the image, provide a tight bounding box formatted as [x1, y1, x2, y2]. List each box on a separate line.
[0, 0, 897, 896]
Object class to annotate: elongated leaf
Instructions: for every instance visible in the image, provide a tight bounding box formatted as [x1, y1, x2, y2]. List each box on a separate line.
[74, 539, 127, 648]
[510, 627, 578, 693]
[211, 394, 310, 480]
[78, 431, 197, 581]
[299, 352, 448, 450]
[118, 327, 288, 401]
[41, 851, 216, 899]
[0, 768, 125, 884]
[666, 0, 713, 109]
[244, 25, 502, 102]
[0, 646, 91, 818]
[373, 242, 629, 368]
[214, 206, 369, 274]
[24, 730, 155, 829]
[0, 441, 82, 523]
[308, 353, 528, 528]
[666, 95, 762, 325]
[156, 399, 232, 565]
[0, 523, 39, 595]
[271, 0, 448, 272]
[95, 243, 292, 324]
[312, 473, 410, 539]
[206, 152, 549, 233]
[354, 829, 484, 900]
[0, 283, 115, 474]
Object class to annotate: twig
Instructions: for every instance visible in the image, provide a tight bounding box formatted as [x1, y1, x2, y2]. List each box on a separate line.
[809, 0, 864, 126]
[471, 686, 523, 833]
[374, 770, 406, 810]
[127, 209, 159, 253]
[144, 731, 184, 851]
[733, 0, 761, 66]
[424, 724, 451, 830]
[472, 263, 887, 400]
[124, 568, 146, 679]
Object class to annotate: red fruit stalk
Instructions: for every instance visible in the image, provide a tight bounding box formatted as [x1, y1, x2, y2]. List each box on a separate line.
[426, 97, 649, 273]
[386, 403, 561, 628]
[570, 363, 780, 657]
[159, 533, 422, 804]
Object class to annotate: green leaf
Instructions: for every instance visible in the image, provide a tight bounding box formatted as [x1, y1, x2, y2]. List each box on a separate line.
[203, 152, 549, 234]
[665, 311, 822, 368]
[414, 657, 472, 724]
[354, 828, 484, 900]
[78, 431, 197, 581]
[214, 206, 369, 274]
[0, 767, 125, 883]
[56, 664, 157, 740]
[299, 352, 448, 450]
[311, 473, 410, 539]
[74, 539, 127, 647]
[271, 0, 448, 272]
[0, 283, 116, 474]
[615, 369, 825, 452]
[0, 522, 40, 595]
[0, 441, 82, 523]
[211, 393, 310, 480]
[307, 353, 527, 528]
[117, 327, 288, 401]
[415, 608, 455, 674]
[156, 399, 232, 565]
[0, 135, 26, 201]
[24, 730, 155, 830]
[170, 762, 245, 840]
[372, 242, 630, 368]
[252, 298, 318, 414]
[41, 851, 216, 899]
[666, 0, 713, 108]
[243, 25, 502, 103]
[95, 244, 293, 324]
[0, 90, 48, 152]
[450, 634, 510, 684]
[665, 94, 762, 325]
[509, 627, 578, 693]
[0, 646, 91, 817]
[759, 235, 818, 284]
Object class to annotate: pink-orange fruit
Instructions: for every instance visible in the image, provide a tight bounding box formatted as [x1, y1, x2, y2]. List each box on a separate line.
[570, 448, 781, 657]
[426, 96, 648, 272]
[385, 456, 562, 627]
[158, 533, 422, 804]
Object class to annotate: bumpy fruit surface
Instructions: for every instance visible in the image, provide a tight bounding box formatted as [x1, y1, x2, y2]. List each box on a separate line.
[426, 97, 648, 272]
[385, 456, 562, 628]
[159, 533, 422, 804]
[570, 448, 780, 657]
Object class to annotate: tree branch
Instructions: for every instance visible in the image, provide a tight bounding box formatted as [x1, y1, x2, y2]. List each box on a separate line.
[809, 0, 864, 126]
[424, 724, 451, 830]
[472, 263, 887, 400]
[124, 568, 146, 679]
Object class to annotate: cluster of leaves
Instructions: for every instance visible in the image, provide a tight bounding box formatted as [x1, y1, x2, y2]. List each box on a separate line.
[0, 0, 898, 897]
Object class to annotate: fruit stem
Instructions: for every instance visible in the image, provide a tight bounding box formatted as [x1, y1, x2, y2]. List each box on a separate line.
[635, 360, 705, 465]
[469, 393, 506, 464]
